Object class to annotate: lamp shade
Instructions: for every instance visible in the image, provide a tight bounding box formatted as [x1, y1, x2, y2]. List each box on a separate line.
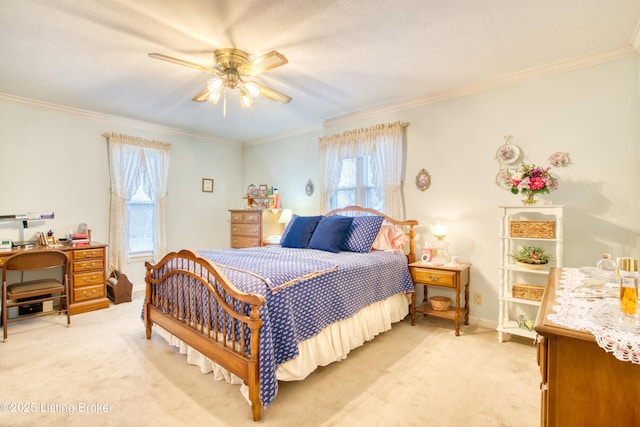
[430, 222, 449, 240]
[278, 209, 293, 225]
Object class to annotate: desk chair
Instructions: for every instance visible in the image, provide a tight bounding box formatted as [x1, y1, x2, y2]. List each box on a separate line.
[1, 250, 71, 342]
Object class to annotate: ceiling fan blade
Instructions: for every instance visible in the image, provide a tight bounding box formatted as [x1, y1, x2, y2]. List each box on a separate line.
[239, 51, 288, 76]
[192, 88, 211, 102]
[149, 53, 218, 74]
[251, 82, 292, 103]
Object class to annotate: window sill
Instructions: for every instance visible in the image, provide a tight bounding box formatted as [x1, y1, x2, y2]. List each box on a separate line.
[128, 252, 154, 263]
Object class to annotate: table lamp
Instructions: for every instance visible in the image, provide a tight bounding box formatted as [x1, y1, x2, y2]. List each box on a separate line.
[430, 220, 451, 264]
[278, 209, 293, 226]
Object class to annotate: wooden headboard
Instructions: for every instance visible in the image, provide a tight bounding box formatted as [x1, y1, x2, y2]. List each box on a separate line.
[324, 205, 418, 263]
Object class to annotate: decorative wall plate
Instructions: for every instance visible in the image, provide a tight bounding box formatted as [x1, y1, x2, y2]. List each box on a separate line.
[496, 134, 521, 165]
[496, 144, 521, 164]
[496, 169, 513, 190]
[415, 169, 431, 191]
[305, 179, 314, 196]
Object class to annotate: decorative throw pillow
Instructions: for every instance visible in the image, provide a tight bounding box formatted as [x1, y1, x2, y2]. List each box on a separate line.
[308, 216, 354, 253]
[279, 214, 298, 244]
[280, 215, 322, 248]
[340, 215, 385, 253]
[372, 222, 409, 251]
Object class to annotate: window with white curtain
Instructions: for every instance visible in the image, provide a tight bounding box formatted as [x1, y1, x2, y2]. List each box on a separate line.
[332, 156, 383, 211]
[127, 184, 155, 255]
[104, 133, 170, 273]
[318, 121, 407, 219]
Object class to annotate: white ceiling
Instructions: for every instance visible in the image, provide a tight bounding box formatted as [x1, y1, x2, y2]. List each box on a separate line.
[1, 0, 639, 143]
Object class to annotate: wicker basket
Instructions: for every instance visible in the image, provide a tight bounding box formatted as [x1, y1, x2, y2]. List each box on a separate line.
[429, 296, 452, 311]
[512, 283, 544, 301]
[509, 221, 555, 239]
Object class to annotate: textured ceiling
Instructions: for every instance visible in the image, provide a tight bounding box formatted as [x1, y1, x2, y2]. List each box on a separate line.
[1, 0, 639, 143]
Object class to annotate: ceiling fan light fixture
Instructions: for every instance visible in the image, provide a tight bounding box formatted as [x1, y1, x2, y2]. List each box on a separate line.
[150, 48, 291, 110]
[244, 81, 261, 98]
[207, 90, 222, 104]
[207, 77, 224, 92]
[239, 88, 254, 109]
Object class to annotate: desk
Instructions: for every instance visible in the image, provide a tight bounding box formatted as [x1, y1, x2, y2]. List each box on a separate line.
[0, 243, 109, 315]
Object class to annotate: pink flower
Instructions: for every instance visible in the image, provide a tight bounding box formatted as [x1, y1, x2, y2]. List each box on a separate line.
[529, 177, 545, 190]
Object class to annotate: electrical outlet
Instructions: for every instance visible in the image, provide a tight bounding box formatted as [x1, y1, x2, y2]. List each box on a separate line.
[474, 292, 482, 305]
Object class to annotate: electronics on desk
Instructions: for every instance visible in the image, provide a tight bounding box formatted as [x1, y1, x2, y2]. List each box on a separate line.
[0, 239, 12, 251]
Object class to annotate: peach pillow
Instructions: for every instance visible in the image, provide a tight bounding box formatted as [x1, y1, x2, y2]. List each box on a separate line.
[371, 222, 409, 251]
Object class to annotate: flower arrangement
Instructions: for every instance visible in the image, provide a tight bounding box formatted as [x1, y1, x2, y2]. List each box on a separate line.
[505, 162, 558, 204]
[548, 151, 570, 167]
[510, 245, 552, 265]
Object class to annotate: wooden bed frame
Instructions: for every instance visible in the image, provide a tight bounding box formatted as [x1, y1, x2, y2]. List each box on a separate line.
[143, 206, 417, 421]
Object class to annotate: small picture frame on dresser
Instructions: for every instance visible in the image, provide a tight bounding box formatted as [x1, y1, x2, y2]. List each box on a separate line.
[202, 178, 214, 193]
[258, 184, 268, 197]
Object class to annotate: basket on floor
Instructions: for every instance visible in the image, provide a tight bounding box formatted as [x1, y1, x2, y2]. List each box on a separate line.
[429, 296, 451, 311]
[509, 221, 555, 239]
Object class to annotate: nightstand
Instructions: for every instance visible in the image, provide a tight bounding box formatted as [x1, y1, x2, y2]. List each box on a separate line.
[409, 261, 471, 336]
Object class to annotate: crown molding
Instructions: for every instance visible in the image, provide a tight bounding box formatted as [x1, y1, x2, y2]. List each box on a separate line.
[324, 44, 639, 129]
[243, 122, 323, 146]
[0, 92, 239, 145]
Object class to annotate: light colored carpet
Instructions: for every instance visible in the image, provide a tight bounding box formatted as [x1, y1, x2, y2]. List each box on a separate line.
[0, 294, 540, 427]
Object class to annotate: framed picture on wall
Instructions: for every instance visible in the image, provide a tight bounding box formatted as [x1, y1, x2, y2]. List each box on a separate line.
[202, 178, 214, 192]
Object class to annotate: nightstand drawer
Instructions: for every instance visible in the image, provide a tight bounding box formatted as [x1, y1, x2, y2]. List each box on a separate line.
[231, 223, 260, 237]
[411, 268, 456, 287]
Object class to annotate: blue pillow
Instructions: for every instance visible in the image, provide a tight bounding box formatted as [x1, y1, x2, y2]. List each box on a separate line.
[340, 215, 385, 253]
[280, 215, 322, 248]
[279, 214, 298, 244]
[308, 216, 354, 253]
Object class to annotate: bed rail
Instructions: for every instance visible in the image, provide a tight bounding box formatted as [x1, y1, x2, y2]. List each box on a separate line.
[144, 249, 266, 421]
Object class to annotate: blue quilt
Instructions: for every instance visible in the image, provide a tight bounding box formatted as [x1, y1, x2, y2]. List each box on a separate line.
[196, 246, 414, 408]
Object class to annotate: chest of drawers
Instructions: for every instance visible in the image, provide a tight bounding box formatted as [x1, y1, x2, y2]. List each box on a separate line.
[230, 210, 263, 248]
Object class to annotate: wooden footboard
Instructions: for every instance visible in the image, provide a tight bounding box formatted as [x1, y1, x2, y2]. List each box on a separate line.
[143, 249, 265, 421]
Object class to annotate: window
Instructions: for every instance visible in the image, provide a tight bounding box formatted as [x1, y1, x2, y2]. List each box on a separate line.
[331, 156, 383, 211]
[318, 121, 406, 218]
[127, 185, 155, 256]
[105, 132, 170, 272]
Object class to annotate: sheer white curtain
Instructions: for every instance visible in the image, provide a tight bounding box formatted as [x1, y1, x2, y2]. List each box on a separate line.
[104, 133, 170, 272]
[318, 121, 407, 218]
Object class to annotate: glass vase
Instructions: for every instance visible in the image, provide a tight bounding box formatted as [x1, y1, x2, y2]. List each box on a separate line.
[522, 191, 538, 205]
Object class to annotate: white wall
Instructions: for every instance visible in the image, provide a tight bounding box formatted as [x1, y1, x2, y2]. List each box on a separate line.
[1, 56, 637, 325]
[243, 57, 640, 326]
[0, 98, 244, 286]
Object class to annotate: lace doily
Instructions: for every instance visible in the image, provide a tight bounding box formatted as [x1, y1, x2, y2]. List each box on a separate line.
[546, 268, 640, 364]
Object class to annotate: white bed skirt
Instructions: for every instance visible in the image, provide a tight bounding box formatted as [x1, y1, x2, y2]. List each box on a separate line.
[156, 293, 410, 400]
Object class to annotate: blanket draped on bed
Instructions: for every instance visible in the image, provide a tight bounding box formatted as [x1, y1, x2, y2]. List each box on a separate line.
[176, 246, 415, 408]
[198, 248, 338, 293]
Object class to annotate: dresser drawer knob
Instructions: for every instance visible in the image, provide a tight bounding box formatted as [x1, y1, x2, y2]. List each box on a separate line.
[429, 275, 440, 281]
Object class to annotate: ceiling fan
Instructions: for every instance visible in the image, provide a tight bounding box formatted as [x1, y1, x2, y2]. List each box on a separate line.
[149, 48, 292, 111]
